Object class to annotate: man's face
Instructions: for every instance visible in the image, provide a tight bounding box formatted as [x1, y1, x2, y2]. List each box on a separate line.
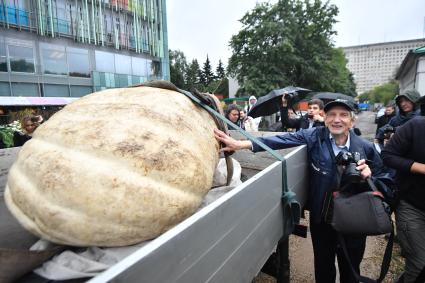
[325, 106, 353, 136]
[249, 99, 256, 105]
[307, 104, 321, 117]
[398, 97, 414, 113]
[384, 106, 395, 116]
[228, 110, 239, 123]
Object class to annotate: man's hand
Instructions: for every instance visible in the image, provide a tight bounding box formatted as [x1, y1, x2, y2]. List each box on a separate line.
[281, 95, 288, 107]
[214, 129, 253, 152]
[312, 114, 324, 122]
[356, 159, 372, 180]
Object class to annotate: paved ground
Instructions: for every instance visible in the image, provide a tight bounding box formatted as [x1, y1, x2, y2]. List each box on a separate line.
[254, 111, 404, 283]
[355, 110, 378, 141]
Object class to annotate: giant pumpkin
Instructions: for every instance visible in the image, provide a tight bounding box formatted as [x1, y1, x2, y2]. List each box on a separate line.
[5, 86, 221, 247]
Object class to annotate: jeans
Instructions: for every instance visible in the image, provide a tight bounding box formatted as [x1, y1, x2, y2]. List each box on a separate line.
[396, 200, 425, 283]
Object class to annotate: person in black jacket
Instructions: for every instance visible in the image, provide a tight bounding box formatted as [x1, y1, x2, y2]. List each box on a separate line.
[280, 97, 325, 131]
[381, 114, 425, 283]
[376, 89, 421, 145]
[375, 102, 396, 135]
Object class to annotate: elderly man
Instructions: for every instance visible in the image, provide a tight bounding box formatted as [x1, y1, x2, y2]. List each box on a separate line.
[215, 99, 390, 283]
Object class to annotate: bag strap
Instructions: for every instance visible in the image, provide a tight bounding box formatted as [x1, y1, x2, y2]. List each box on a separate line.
[337, 227, 394, 283]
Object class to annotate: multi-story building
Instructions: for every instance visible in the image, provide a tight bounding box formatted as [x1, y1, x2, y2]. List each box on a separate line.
[0, 0, 169, 97]
[343, 38, 425, 94]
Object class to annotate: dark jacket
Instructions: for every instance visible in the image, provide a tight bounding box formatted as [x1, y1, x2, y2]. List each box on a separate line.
[381, 117, 425, 211]
[280, 106, 324, 131]
[376, 89, 421, 141]
[375, 112, 396, 135]
[13, 131, 32, 147]
[376, 109, 420, 141]
[252, 126, 389, 223]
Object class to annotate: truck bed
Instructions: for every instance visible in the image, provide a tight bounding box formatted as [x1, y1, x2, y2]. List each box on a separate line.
[1, 133, 308, 283]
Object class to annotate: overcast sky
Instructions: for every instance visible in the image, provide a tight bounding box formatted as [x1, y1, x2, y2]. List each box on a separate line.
[166, 0, 425, 68]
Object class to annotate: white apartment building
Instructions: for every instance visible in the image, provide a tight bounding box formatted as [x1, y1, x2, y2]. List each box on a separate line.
[343, 38, 425, 94]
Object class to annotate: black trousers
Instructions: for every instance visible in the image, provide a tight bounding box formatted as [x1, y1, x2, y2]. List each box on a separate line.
[310, 221, 366, 283]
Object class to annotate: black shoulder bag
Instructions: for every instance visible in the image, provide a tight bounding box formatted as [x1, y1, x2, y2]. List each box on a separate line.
[324, 141, 394, 283]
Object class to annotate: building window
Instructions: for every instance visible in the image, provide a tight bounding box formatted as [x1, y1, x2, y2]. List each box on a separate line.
[68, 47, 90, 78]
[9, 45, 35, 73]
[11, 83, 38, 96]
[0, 38, 6, 72]
[70, 85, 92, 97]
[0, 82, 10, 96]
[43, 84, 69, 97]
[131, 56, 147, 77]
[95, 51, 115, 73]
[41, 43, 67, 75]
[115, 54, 131, 75]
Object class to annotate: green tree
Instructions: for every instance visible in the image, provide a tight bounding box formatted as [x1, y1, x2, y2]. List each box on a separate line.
[185, 59, 202, 91]
[169, 49, 188, 89]
[228, 0, 354, 97]
[358, 81, 399, 104]
[202, 55, 215, 86]
[323, 48, 357, 95]
[216, 60, 226, 79]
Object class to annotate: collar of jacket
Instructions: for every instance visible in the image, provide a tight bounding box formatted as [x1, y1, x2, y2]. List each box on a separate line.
[318, 127, 366, 160]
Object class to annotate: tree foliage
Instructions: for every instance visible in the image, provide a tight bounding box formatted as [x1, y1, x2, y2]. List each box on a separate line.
[202, 55, 215, 86]
[169, 49, 188, 89]
[358, 81, 399, 104]
[216, 60, 226, 79]
[228, 0, 356, 97]
[185, 59, 201, 91]
[168, 50, 229, 97]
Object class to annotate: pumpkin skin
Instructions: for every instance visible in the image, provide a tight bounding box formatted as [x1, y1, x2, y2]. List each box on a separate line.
[5, 86, 220, 247]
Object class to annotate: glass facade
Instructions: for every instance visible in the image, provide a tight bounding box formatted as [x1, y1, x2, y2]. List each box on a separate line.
[0, 0, 169, 60]
[9, 44, 35, 73]
[70, 85, 92, 97]
[93, 71, 146, 91]
[0, 82, 9, 96]
[44, 84, 69, 97]
[95, 50, 115, 73]
[0, 38, 6, 72]
[41, 43, 67, 75]
[0, 0, 169, 97]
[68, 48, 90, 78]
[115, 54, 132, 74]
[11, 83, 38, 96]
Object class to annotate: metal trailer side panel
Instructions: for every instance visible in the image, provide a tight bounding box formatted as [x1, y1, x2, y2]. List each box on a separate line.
[89, 146, 308, 283]
[0, 147, 21, 196]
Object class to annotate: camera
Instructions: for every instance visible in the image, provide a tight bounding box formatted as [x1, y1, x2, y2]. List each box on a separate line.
[284, 91, 302, 107]
[335, 151, 362, 183]
[383, 126, 396, 140]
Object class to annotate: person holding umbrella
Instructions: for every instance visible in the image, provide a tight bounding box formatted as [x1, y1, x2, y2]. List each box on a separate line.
[280, 95, 325, 131]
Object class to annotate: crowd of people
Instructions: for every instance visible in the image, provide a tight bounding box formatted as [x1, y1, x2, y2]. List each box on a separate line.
[219, 89, 425, 283]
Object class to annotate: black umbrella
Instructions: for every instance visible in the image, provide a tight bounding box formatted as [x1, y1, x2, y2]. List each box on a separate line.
[247, 86, 312, 118]
[309, 92, 358, 112]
